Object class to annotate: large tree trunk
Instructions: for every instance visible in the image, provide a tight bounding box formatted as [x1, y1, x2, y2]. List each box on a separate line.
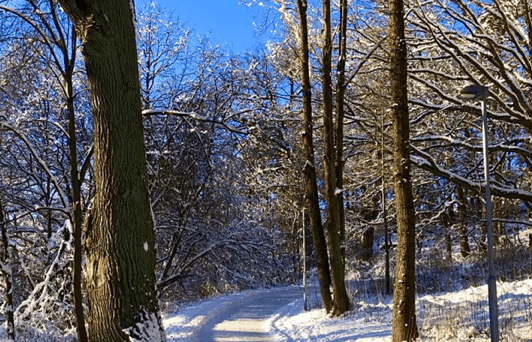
[57, 1, 165, 341]
[320, 0, 350, 317]
[388, 0, 419, 340]
[296, 0, 333, 313]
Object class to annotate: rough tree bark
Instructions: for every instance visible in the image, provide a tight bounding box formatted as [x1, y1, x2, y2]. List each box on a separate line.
[296, 0, 333, 313]
[55, 0, 165, 341]
[388, 0, 419, 340]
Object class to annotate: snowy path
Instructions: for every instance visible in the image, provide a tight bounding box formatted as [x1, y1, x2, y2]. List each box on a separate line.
[159, 279, 532, 342]
[196, 287, 301, 342]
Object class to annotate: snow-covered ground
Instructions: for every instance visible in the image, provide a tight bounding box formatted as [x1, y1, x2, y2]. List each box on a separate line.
[163, 279, 532, 342]
[163, 287, 300, 342]
[2, 279, 531, 341]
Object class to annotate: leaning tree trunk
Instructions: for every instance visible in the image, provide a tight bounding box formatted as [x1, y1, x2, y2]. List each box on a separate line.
[296, 0, 333, 313]
[388, 0, 419, 340]
[56, 0, 165, 341]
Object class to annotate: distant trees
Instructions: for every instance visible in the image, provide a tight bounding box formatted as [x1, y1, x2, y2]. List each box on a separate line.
[406, 0, 532, 257]
[0, 1, 92, 340]
[136, 1, 191, 110]
[136, 3, 303, 297]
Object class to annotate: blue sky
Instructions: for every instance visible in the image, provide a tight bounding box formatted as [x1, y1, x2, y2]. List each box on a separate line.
[138, 0, 270, 52]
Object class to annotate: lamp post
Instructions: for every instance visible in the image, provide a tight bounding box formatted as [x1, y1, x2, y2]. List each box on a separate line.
[459, 84, 499, 342]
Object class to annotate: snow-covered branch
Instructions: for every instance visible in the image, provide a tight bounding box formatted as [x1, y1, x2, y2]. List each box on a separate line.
[411, 145, 532, 202]
[142, 109, 249, 135]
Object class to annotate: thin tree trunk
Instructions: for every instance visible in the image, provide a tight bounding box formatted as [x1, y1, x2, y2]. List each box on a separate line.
[320, 0, 350, 316]
[388, 0, 419, 339]
[57, 0, 165, 340]
[0, 199, 15, 341]
[296, 0, 333, 313]
[335, 0, 348, 265]
[65, 48, 89, 342]
[382, 179, 391, 296]
[381, 114, 391, 296]
[456, 186, 470, 257]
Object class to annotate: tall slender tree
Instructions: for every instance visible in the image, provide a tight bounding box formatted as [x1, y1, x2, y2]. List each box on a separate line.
[296, 0, 333, 313]
[388, 0, 418, 340]
[320, 0, 349, 316]
[335, 0, 348, 264]
[55, 0, 165, 340]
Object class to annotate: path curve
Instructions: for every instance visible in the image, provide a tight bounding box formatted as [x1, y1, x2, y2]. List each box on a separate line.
[196, 286, 302, 342]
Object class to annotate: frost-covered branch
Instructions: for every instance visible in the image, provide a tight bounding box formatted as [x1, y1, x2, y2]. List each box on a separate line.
[142, 109, 249, 135]
[411, 145, 532, 202]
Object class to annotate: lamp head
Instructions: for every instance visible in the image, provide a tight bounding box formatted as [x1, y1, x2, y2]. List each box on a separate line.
[459, 84, 489, 101]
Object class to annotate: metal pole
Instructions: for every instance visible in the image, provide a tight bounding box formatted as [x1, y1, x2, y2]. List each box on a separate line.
[302, 208, 308, 311]
[480, 99, 499, 342]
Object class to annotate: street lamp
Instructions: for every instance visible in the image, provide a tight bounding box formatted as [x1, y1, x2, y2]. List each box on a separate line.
[459, 84, 499, 342]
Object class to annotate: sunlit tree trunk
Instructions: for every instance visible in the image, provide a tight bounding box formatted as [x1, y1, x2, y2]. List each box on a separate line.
[388, 0, 418, 340]
[296, 0, 333, 313]
[320, 0, 349, 316]
[56, 0, 165, 340]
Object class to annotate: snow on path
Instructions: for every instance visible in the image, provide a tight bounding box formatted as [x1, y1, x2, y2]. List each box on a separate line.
[196, 286, 302, 342]
[163, 286, 302, 342]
